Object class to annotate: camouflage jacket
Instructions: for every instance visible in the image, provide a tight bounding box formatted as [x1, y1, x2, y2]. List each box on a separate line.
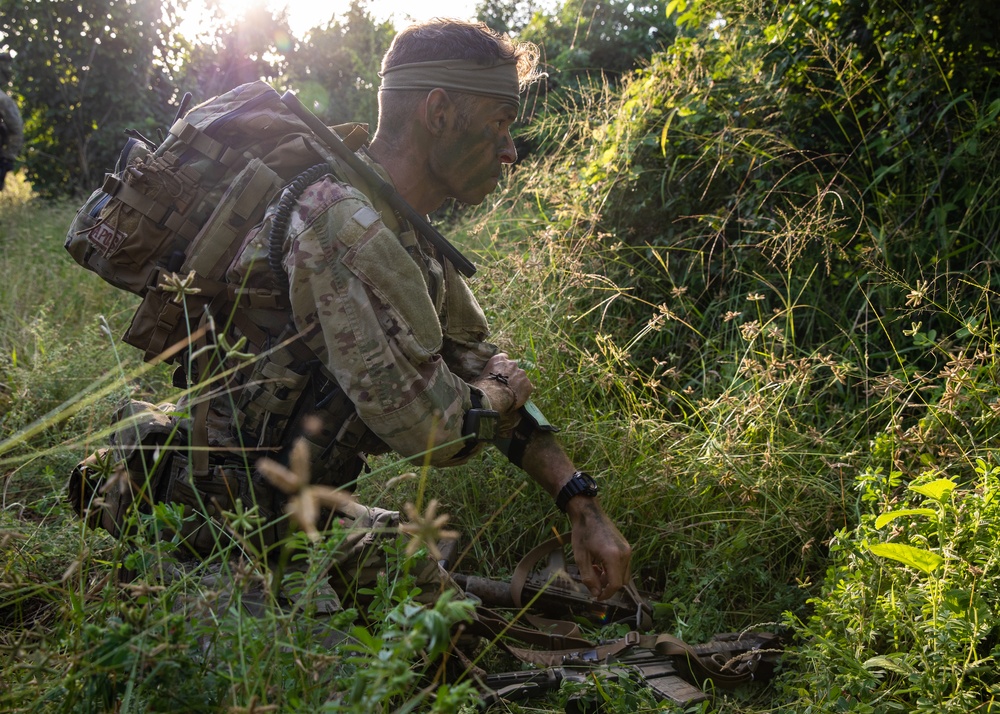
[0, 92, 23, 162]
[210, 152, 498, 474]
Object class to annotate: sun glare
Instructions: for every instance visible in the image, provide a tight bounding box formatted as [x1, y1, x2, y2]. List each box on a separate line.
[179, 0, 480, 40]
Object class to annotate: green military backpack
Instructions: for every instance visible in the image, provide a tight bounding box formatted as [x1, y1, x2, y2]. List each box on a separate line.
[65, 79, 369, 364]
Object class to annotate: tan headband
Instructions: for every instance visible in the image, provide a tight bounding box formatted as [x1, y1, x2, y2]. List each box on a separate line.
[379, 59, 520, 104]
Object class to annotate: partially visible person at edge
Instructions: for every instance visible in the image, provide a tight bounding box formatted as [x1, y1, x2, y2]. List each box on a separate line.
[0, 53, 24, 191]
[149, 19, 632, 602]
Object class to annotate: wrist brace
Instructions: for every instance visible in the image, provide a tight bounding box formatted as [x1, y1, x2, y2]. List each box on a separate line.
[494, 399, 559, 469]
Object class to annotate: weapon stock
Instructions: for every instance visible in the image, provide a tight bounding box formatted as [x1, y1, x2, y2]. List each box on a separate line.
[477, 631, 782, 710]
[449, 534, 783, 709]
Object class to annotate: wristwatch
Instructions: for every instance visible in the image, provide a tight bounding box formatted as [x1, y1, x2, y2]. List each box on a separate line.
[555, 471, 599, 513]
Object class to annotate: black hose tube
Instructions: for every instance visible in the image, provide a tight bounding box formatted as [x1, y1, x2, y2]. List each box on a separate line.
[268, 163, 331, 292]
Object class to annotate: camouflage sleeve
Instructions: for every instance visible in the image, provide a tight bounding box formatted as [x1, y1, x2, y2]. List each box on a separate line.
[283, 177, 488, 466]
[439, 257, 500, 381]
[0, 93, 23, 161]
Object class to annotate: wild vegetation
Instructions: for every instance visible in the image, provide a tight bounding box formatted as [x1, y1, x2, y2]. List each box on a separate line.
[3, 0, 1000, 711]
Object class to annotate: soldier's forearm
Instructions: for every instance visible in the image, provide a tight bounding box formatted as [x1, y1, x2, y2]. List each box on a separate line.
[519, 430, 577, 500]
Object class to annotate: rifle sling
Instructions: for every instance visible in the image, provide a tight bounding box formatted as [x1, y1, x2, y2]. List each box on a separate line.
[509, 531, 653, 631]
[476, 624, 762, 688]
[470, 605, 595, 653]
[638, 631, 762, 687]
[470, 534, 783, 698]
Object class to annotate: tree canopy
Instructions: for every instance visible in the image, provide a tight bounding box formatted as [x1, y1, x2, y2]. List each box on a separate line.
[1, 0, 678, 198]
[0, 0, 178, 196]
[0, 0, 394, 197]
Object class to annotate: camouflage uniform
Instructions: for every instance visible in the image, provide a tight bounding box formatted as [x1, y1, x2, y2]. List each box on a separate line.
[127, 151, 495, 578]
[82, 151, 492, 601]
[74, 145, 497, 573]
[0, 91, 23, 189]
[217, 151, 497, 468]
[227, 151, 493, 596]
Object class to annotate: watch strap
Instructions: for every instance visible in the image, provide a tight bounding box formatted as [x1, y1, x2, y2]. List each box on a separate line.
[555, 471, 598, 513]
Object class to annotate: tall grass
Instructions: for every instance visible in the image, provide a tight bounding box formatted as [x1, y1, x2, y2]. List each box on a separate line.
[3, 2, 1000, 705]
[458, 1, 1000, 709]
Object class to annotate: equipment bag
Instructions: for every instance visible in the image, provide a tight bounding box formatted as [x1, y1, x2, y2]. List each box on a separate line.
[64, 80, 368, 364]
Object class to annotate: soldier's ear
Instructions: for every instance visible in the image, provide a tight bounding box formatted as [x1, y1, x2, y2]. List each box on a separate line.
[424, 88, 454, 136]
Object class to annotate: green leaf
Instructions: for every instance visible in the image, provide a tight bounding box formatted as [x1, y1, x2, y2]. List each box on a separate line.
[910, 478, 956, 501]
[868, 542, 944, 574]
[665, 0, 687, 19]
[863, 654, 916, 675]
[874, 508, 937, 529]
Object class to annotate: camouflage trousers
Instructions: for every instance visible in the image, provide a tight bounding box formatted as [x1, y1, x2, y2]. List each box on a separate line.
[68, 400, 460, 619]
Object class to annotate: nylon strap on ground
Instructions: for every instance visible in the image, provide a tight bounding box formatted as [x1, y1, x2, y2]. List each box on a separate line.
[509, 531, 653, 631]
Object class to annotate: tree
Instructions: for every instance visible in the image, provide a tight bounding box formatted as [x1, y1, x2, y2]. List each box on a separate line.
[283, 0, 395, 129]
[517, 0, 674, 82]
[0, 0, 178, 197]
[479, 0, 675, 164]
[477, 0, 547, 37]
[175, 0, 296, 100]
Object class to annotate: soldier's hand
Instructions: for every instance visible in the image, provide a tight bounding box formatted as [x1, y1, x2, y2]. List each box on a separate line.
[476, 352, 533, 412]
[568, 499, 633, 601]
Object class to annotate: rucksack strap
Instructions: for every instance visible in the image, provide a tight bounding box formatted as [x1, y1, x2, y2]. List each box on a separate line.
[509, 532, 654, 631]
[169, 116, 247, 168]
[102, 172, 201, 242]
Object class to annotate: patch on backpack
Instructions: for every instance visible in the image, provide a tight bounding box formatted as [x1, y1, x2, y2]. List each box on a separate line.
[89, 222, 128, 257]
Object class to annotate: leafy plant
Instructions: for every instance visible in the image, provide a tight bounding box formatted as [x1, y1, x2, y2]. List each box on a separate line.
[784, 461, 1000, 712]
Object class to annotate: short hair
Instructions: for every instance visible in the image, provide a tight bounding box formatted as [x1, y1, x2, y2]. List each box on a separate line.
[377, 19, 542, 132]
[381, 19, 541, 90]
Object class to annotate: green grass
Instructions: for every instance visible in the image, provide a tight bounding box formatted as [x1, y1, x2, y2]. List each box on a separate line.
[3, 17, 1000, 706]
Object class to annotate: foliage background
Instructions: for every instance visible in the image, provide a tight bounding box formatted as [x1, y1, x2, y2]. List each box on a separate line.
[3, 0, 1000, 711]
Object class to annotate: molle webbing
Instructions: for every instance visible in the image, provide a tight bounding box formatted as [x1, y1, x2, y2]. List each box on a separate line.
[101, 167, 202, 242]
[168, 116, 248, 168]
[228, 316, 385, 490]
[65, 80, 372, 361]
[187, 158, 285, 276]
[233, 323, 319, 448]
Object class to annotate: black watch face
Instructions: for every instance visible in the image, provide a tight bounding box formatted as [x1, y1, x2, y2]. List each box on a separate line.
[571, 472, 598, 498]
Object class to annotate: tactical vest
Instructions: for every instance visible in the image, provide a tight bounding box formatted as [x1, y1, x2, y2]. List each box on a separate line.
[181, 152, 424, 551]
